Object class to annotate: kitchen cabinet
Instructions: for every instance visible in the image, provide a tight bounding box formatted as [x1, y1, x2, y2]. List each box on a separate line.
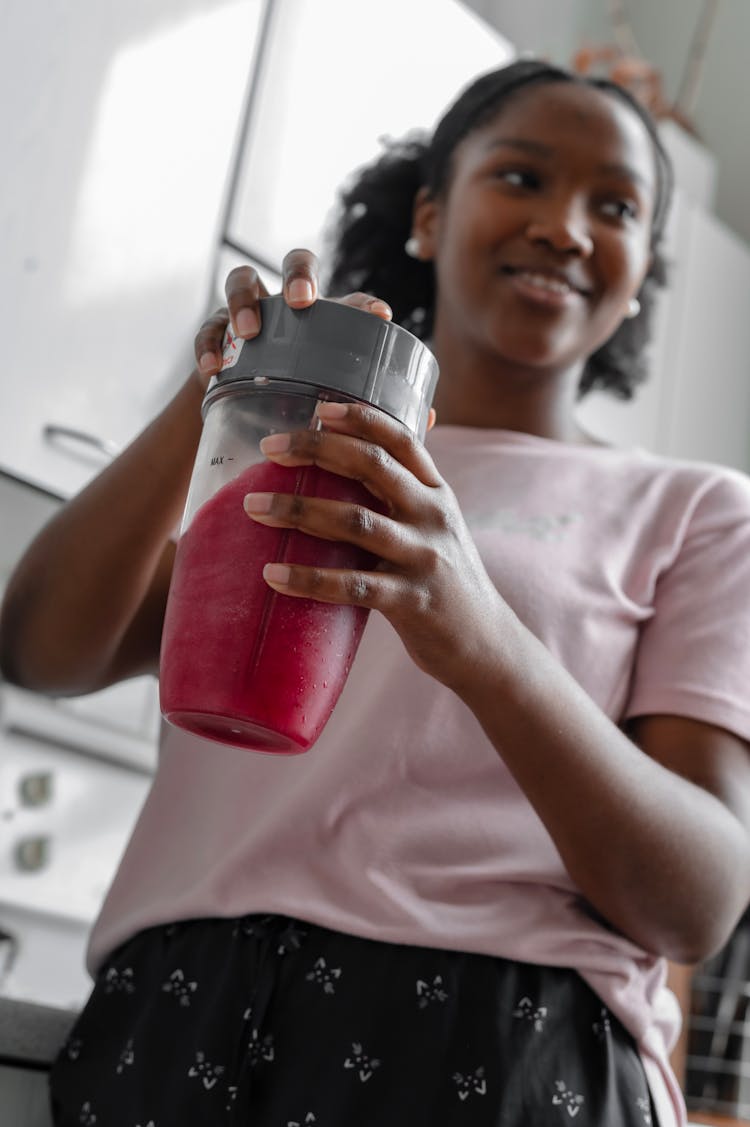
[0, 733, 151, 1012]
[0, 903, 92, 1012]
[0, 1066, 52, 1127]
[0, 0, 265, 498]
[0, 998, 77, 1127]
[1, 681, 160, 776]
[0, 733, 151, 928]
[0, 471, 156, 1012]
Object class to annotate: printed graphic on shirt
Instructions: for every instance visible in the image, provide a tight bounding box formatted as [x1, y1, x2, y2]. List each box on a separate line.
[592, 1007, 612, 1040]
[116, 1038, 135, 1075]
[453, 1065, 487, 1101]
[161, 968, 197, 1006]
[468, 506, 582, 541]
[187, 1050, 225, 1090]
[103, 966, 135, 994]
[247, 1027, 275, 1066]
[513, 995, 548, 1031]
[343, 1042, 381, 1082]
[65, 1034, 83, 1061]
[79, 1102, 97, 1126]
[306, 956, 342, 994]
[552, 1079, 585, 1117]
[416, 974, 448, 1008]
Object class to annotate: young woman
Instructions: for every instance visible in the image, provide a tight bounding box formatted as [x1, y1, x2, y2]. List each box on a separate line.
[3, 59, 750, 1127]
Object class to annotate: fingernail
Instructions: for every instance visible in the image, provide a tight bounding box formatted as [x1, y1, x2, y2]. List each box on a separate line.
[243, 493, 274, 514]
[260, 433, 291, 455]
[235, 308, 260, 337]
[198, 352, 218, 373]
[287, 278, 314, 305]
[316, 401, 348, 419]
[369, 299, 392, 319]
[263, 563, 291, 586]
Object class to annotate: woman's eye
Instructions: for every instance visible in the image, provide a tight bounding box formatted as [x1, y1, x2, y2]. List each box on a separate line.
[600, 198, 639, 221]
[494, 168, 538, 189]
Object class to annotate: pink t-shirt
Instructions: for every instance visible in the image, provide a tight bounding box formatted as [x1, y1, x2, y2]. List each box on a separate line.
[89, 426, 750, 1127]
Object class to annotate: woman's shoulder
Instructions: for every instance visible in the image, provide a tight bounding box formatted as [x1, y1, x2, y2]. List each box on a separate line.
[623, 446, 750, 514]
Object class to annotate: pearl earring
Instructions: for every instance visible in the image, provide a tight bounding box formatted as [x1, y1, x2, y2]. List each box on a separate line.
[626, 297, 641, 319]
[404, 236, 421, 259]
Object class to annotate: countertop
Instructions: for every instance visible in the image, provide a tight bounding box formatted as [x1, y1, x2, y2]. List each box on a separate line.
[0, 997, 78, 1067]
[688, 1119, 748, 1127]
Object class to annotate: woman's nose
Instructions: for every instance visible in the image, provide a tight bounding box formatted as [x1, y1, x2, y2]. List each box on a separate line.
[526, 201, 594, 257]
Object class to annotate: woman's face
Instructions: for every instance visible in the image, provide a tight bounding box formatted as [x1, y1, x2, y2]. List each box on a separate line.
[415, 81, 658, 373]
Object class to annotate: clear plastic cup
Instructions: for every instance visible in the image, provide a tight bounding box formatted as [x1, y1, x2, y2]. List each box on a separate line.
[159, 297, 438, 753]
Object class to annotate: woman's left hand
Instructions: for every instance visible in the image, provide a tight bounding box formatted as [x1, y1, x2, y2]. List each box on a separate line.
[243, 400, 505, 692]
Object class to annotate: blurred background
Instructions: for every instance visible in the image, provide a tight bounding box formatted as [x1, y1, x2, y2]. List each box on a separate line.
[1, 3, 748, 1122]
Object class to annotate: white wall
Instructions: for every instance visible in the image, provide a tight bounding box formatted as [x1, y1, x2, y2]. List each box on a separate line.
[465, 0, 589, 61]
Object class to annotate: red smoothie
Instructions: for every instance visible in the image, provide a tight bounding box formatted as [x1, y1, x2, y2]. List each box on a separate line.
[159, 461, 376, 752]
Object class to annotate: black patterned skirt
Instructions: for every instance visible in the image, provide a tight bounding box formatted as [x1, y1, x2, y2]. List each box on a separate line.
[50, 913, 659, 1126]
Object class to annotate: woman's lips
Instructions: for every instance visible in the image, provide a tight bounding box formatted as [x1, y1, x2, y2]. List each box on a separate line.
[502, 267, 590, 310]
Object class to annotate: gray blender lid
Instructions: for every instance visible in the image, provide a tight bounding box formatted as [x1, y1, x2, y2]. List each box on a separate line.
[205, 295, 439, 441]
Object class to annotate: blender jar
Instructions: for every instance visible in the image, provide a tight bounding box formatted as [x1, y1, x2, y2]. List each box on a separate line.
[159, 296, 438, 753]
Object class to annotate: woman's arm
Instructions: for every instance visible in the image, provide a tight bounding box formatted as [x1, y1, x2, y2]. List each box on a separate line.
[0, 257, 392, 695]
[244, 398, 750, 965]
[459, 619, 750, 965]
[0, 372, 204, 693]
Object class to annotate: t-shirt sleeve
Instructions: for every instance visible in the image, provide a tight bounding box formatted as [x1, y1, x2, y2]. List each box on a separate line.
[625, 467, 750, 741]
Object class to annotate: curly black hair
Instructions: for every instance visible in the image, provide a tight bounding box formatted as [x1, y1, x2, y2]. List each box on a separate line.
[322, 59, 674, 401]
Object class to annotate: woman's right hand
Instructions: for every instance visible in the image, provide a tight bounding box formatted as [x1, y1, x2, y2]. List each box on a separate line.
[192, 249, 394, 390]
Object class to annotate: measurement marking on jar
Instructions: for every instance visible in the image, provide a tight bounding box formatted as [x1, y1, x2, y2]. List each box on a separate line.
[211, 456, 235, 466]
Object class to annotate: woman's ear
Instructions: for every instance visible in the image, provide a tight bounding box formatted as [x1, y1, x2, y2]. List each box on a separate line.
[410, 186, 440, 261]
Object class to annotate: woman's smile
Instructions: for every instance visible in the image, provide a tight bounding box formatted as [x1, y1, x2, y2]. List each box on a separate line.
[497, 262, 593, 310]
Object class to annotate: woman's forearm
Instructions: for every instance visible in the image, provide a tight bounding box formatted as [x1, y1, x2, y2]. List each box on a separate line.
[0, 375, 205, 694]
[457, 604, 750, 964]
